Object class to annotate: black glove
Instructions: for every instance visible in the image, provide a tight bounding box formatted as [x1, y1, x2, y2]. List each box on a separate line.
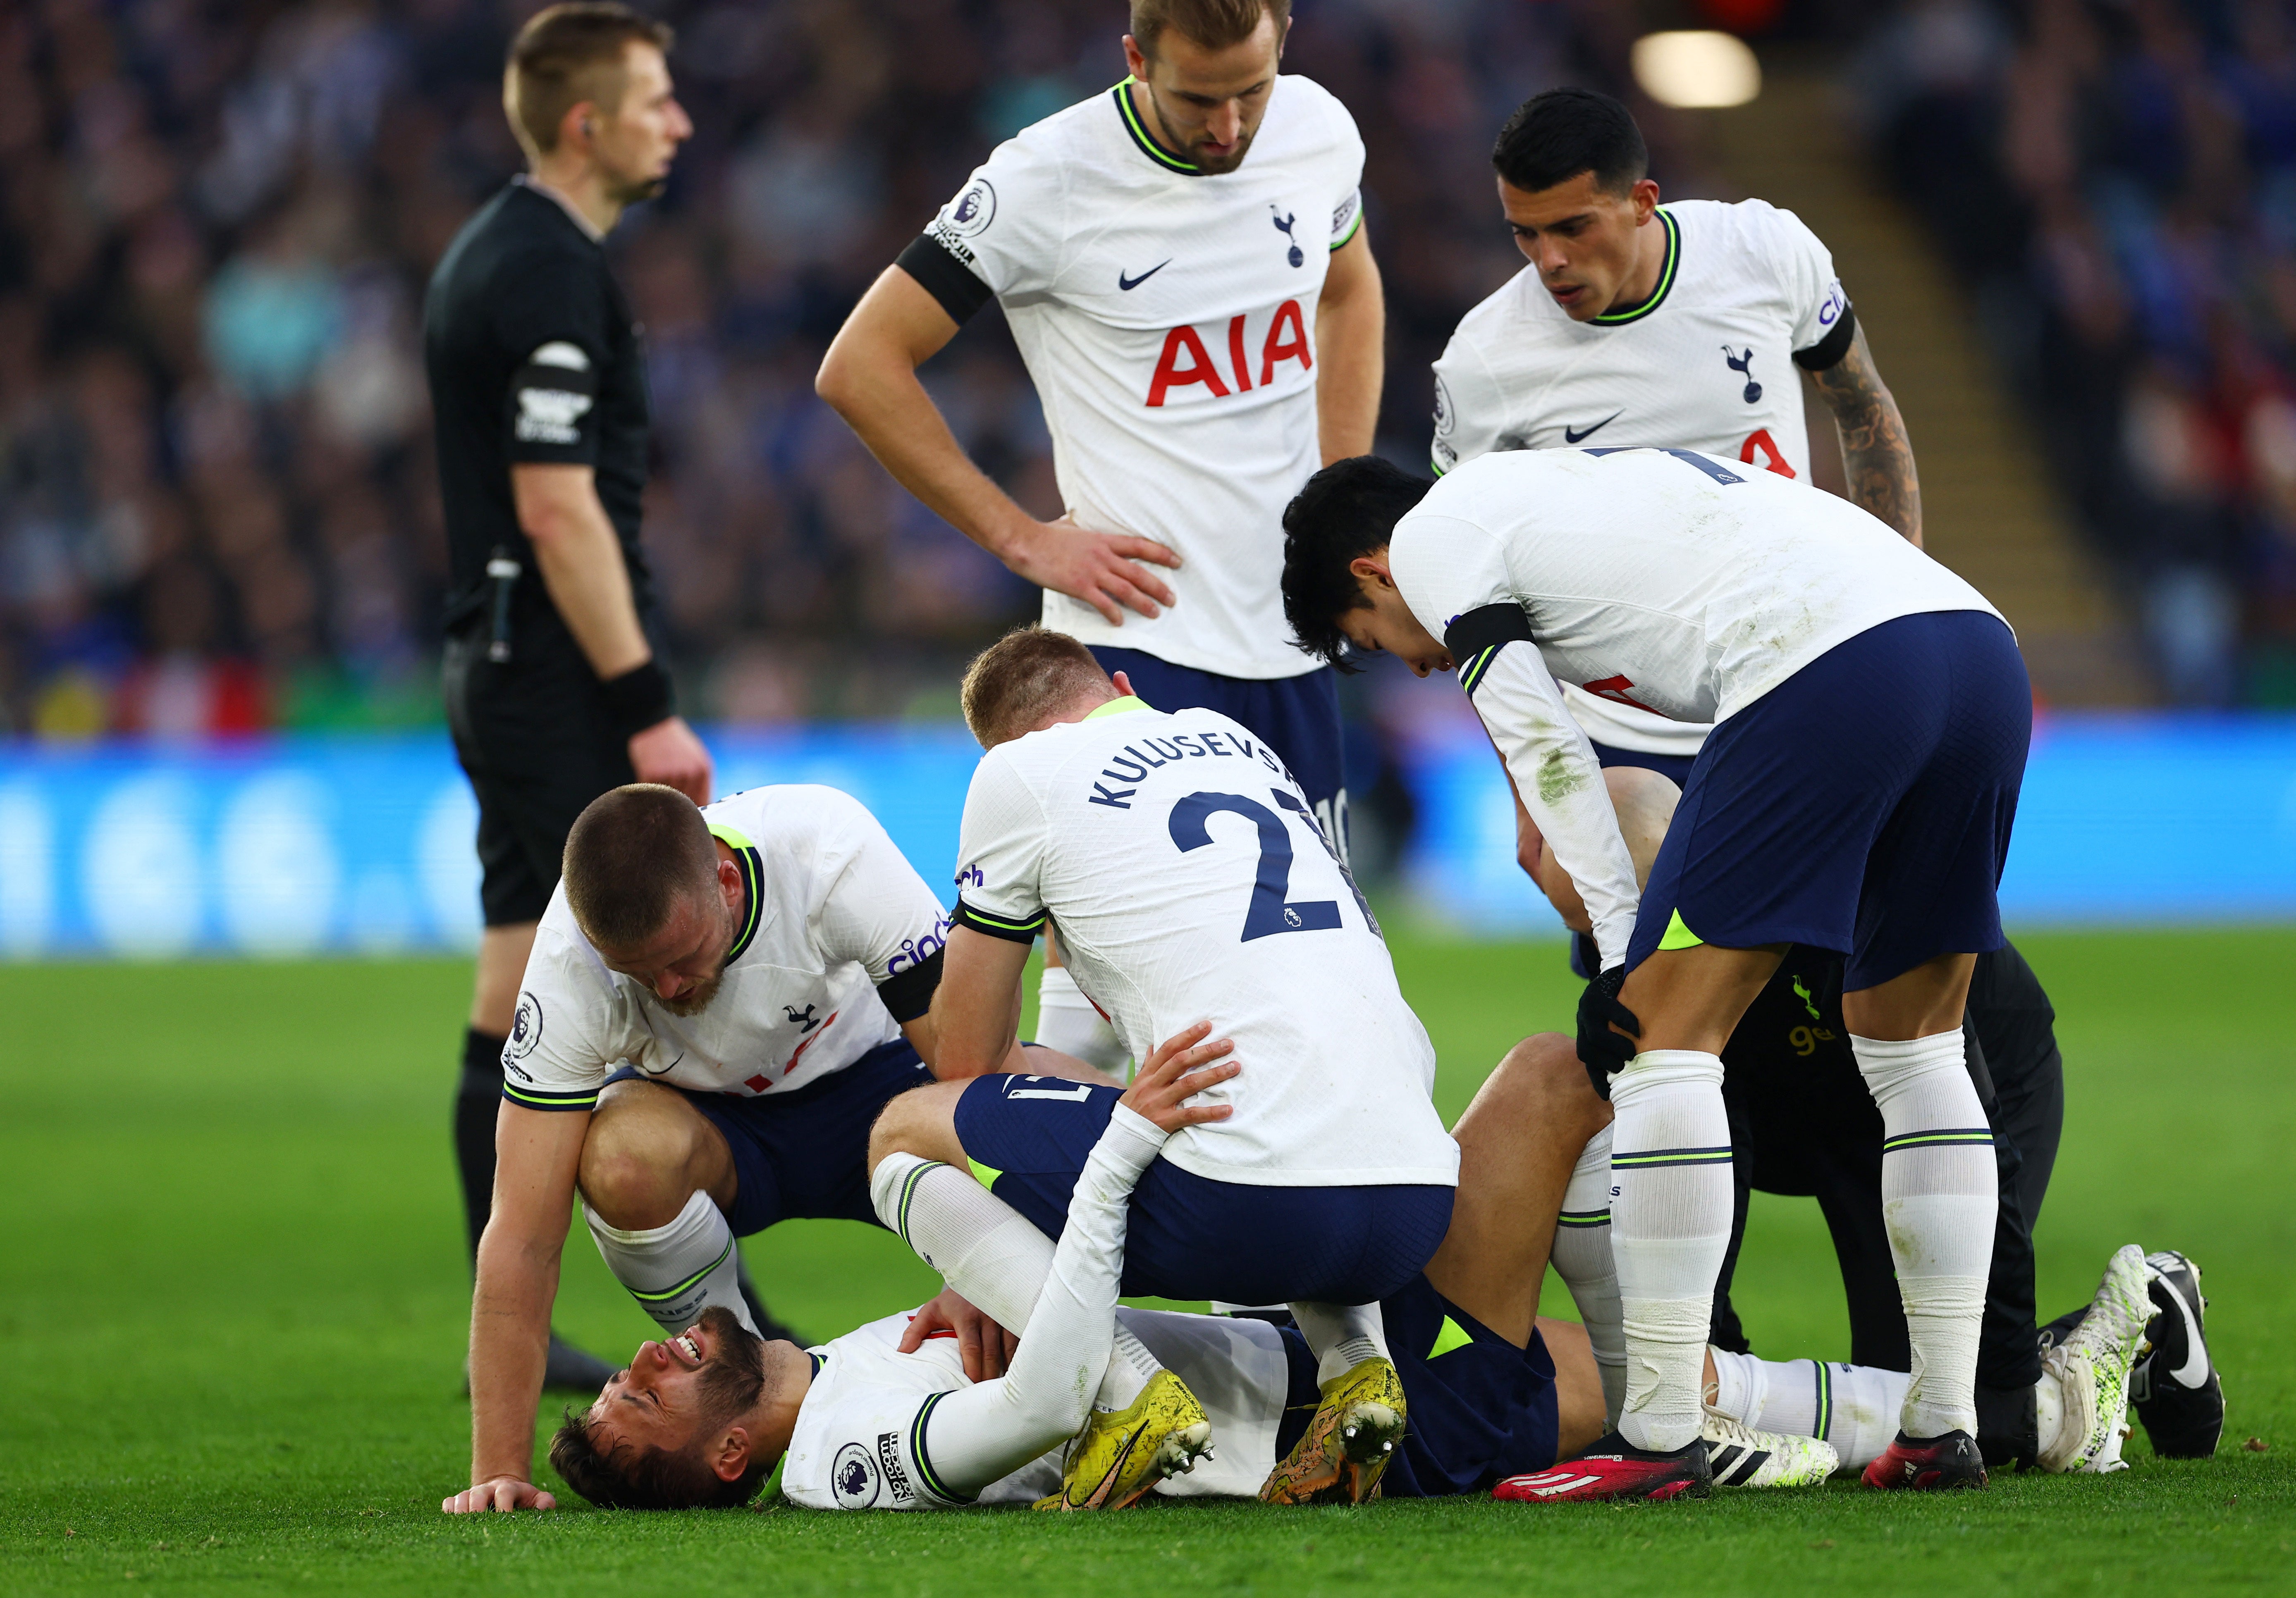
[1576, 965, 1641, 1100]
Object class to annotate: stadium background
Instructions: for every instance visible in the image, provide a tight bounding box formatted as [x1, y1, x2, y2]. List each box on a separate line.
[2, 0, 2292, 1591]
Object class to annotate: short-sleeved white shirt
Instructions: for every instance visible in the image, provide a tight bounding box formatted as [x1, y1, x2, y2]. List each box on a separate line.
[780, 1307, 1294, 1510]
[917, 76, 1365, 679]
[1429, 199, 1854, 754]
[949, 698, 1458, 1189]
[499, 786, 951, 1111]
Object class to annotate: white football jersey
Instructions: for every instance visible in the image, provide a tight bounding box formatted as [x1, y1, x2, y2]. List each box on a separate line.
[1393, 447, 2002, 966]
[501, 786, 950, 1111]
[950, 698, 1458, 1189]
[780, 1306, 1293, 1510]
[1430, 198, 1853, 755]
[918, 76, 1365, 679]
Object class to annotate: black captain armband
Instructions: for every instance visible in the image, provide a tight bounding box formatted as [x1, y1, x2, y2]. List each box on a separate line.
[896, 234, 994, 326]
[599, 658, 674, 739]
[1443, 604, 1536, 698]
[952, 897, 1047, 943]
[876, 944, 946, 1024]
[1792, 303, 1857, 372]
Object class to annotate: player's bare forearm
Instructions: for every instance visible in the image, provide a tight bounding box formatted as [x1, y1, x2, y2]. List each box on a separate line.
[927, 926, 1031, 1078]
[1811, 326, 1922, 548]
[817, 267, 1031, 558]
[467, 1227, 563, 1486]
[1316, 226, 1384, 464]
[514, 464, 652, 678]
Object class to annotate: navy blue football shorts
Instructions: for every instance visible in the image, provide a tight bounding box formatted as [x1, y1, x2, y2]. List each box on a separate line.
[1270, 1275, 1560, 1495]
[1625, 609, 2030, 992]
[952, 1072, 1454, 1305]
[603, 1038, 932, 1237]
[1088, 646, 1344, 820]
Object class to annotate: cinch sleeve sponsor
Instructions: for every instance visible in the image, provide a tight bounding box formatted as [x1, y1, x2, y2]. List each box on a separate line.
[809, 792, 956, 1024]
[1769, 202, 1855, 372]
[1398, 514, 1643, 968]
[950, 749, 1051, 944]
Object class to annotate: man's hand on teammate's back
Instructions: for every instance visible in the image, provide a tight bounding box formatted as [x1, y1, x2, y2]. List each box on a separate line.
[442, 1475, 557, 1515]
[627, 715, 713, 805]
[1120, 1021, 1238, 1134]
[898, 1285, 1020, 1381]
[999, 515, 1180, 626]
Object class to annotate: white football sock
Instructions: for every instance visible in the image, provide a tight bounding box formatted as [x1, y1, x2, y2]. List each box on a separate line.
[1549, 1124, 1626, 1425]
[870, 1152, 1159, 1410]
[1034, 965, 1129, 1076]
[1854, 1029, 1997, 1439]
[1288, 1301, 1390, 1386]
[583, 1189, 758, 1337]
[1706, 1352, 1911, 1471]
[1609, 1050, 1734, 1453]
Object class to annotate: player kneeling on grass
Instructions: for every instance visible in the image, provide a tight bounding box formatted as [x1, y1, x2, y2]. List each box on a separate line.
[449, 780, 1113, 1515]
[1280, 447, 2031, 1495]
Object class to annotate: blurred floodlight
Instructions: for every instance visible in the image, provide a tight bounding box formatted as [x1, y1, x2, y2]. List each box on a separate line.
[1632, 31, 1761, 110]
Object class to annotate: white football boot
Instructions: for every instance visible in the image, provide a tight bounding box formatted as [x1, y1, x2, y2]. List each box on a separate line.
[1701, 1407, 1840, 1487]
[2038, 1244, 2159, 1474]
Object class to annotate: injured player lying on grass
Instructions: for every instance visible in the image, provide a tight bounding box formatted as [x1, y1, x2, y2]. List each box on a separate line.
[526, 1018, 2171, 1511]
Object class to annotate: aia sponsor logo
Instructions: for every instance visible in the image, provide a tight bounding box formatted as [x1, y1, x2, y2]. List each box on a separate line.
[1146, 301, 1312, 408]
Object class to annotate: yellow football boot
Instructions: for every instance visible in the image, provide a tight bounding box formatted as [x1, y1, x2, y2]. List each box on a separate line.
[1033, 1369, 1214, 1512]
[1258, 1356, 1406, 1505]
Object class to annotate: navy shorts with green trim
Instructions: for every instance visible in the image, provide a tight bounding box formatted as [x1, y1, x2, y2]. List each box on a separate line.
[1625, 610, 2029, 991]
[602, 1039, 932, 1238]
[952, 1073, 1453, 1306]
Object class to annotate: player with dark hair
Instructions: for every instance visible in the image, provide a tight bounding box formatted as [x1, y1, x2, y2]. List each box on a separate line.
[425, 1, 710, 1394]
[818, 0, 1384, 1075]
[1279, 445, 2031, 1495]
[442, 780, 1111, 1516]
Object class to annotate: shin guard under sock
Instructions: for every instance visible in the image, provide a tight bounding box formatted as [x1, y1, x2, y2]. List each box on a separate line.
[453, 1028, 506, 1262]
[1854, 1030, 1997, 1438]
[1609, 1050, 1734, 1453]
[872, 1153, 1159, 1410]
[584, 1189, 759, 1337]
[1550, 1125, 1626, 1425]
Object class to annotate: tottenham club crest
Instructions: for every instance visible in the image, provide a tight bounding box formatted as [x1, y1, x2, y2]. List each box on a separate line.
[831, 1442, 882, 1508]
[506, 992, 543, 1061]
[947, 178, 996, 238]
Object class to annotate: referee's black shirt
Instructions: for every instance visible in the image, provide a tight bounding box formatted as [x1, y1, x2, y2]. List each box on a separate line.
[424, 179, 659, 662]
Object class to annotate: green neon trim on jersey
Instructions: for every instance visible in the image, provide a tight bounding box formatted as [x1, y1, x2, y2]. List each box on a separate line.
[707, 822, 755, 851]
[707, 822, 766, 963]
[1086, 694, 1151, 720]
[1657, 907, 1702, 951]
[960, 903, 1046, 933]
[909, 1391, 975, 1503]
[1590, 209, 1681, 326]
[1113, 79, 1200, 175]
[1331, 206, 1364, 250]
[499, 1082, 598, 1111]
[1457, 645, 1498, 696]
[1429, 1316, 1475, 1359]
[968, 1157, 1004, 1191]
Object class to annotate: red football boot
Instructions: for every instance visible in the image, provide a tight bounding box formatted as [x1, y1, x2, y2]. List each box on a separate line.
[1861, 1429, 1988, 1490]
[1493, 1432, 1712, 1503]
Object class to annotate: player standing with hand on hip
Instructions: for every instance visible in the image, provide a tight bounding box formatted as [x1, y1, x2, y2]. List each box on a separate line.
[818, 0, 1383, 1072]
[425, 3, 757, 1391]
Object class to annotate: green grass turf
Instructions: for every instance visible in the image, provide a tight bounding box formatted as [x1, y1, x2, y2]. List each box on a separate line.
[1, 927, 2289, 1594]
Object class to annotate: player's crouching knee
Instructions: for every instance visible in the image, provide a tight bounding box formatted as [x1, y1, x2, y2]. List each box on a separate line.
[866, 1077, 970, 1175]
[578, 1101, 705, 1231]
[1493, 1032, 1613, 1133]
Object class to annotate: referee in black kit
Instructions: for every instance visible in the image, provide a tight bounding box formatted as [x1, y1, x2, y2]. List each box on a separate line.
[425, 2, 774, 1386]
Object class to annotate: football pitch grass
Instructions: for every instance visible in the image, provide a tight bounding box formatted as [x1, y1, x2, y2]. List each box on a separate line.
[2, 927, 2289, 1595]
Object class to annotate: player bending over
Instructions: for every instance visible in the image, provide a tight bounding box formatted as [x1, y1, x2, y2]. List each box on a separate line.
[1280, 447, 2028, 1494]
[867, 625, 1460, 1505]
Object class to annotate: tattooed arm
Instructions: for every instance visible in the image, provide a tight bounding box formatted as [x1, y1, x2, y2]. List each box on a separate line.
[1809, 323, 1922, 548]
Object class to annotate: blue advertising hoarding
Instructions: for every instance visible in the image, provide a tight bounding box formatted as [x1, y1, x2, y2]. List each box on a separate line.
[2, 714, 2293, 958]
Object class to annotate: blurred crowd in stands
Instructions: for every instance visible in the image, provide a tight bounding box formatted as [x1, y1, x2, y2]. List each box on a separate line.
[0, 0, 1707, 741]
[1863, 0, 2296, 705]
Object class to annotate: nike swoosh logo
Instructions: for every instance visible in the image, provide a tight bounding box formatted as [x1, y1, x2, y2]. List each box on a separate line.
[1563, 410, 1623, 444]
[2163, 1281, 2210, 1387]
[1117, 260, 1171, 291]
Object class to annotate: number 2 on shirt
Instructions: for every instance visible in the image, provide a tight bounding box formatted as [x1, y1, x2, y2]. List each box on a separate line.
[1168, 791, 1343, 942]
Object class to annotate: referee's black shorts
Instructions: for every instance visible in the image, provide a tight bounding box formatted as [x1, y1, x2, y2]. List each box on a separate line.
[442, 628, 634, 927]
